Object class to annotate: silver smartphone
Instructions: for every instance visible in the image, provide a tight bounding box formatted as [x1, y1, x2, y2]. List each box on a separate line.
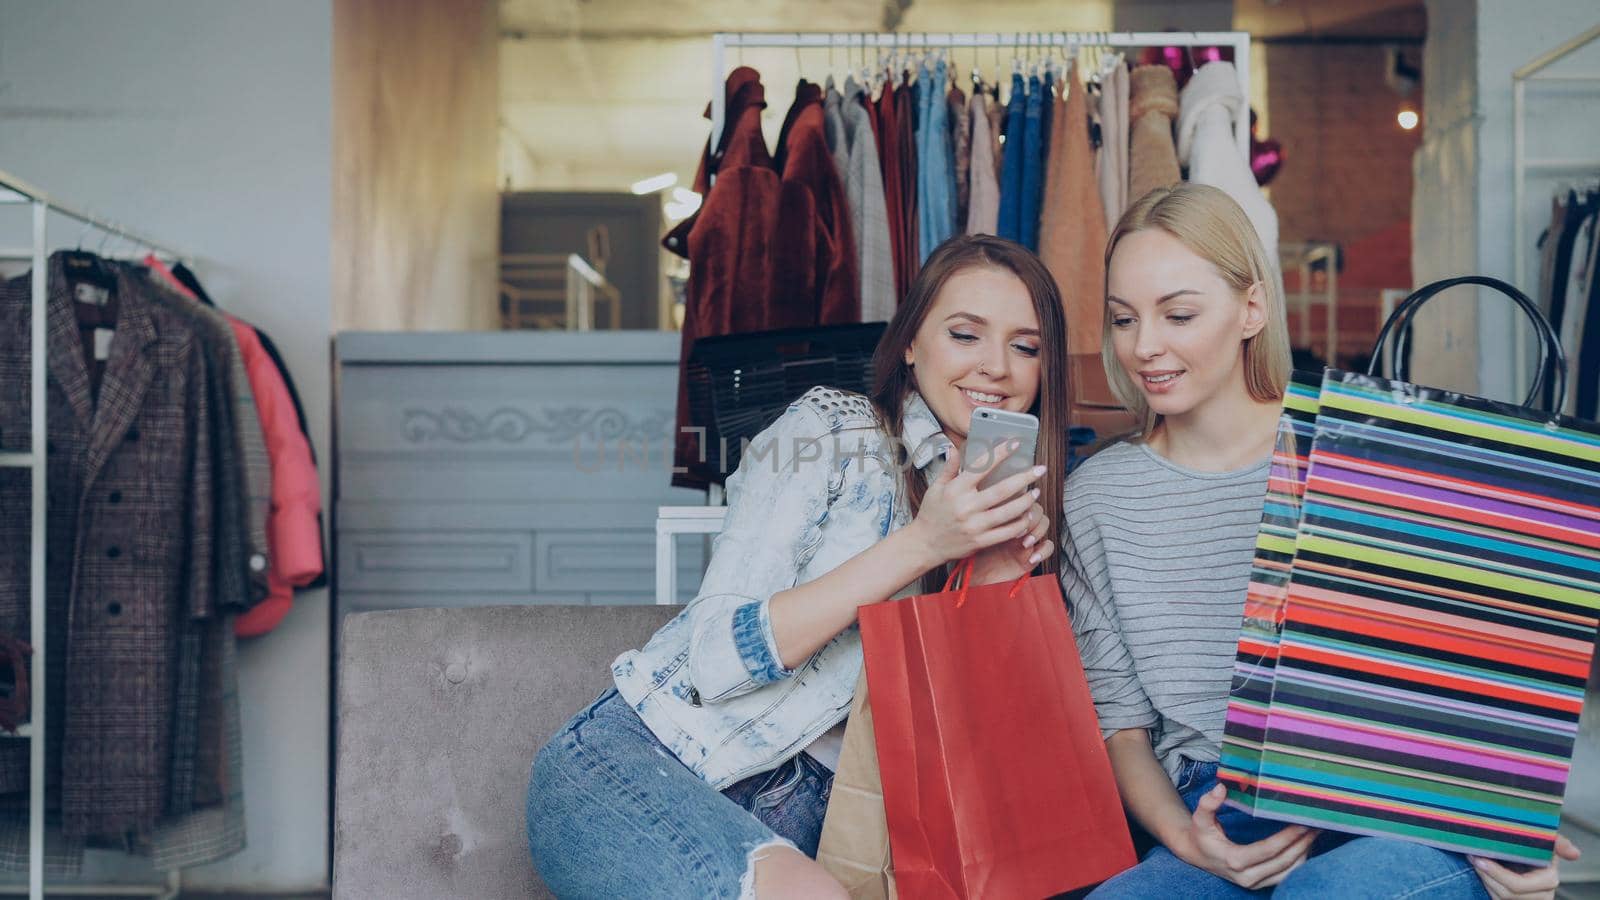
[961, 408, 1040, 491]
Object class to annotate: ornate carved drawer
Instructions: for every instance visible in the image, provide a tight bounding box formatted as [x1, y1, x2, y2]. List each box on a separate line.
[334, 332, 709, 617]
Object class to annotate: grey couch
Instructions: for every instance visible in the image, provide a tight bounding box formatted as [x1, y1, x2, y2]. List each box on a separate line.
[333, 605, 677, 899]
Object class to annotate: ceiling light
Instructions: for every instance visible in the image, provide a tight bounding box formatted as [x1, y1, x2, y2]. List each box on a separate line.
[1397, 109, 1419, 130]
[631, 172, 678, 195]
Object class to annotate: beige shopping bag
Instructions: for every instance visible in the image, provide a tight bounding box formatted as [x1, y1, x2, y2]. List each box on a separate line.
[816, 668, 897, 900]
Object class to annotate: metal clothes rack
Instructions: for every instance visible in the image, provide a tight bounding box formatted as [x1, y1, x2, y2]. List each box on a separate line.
[0, 168, 187, 900]
[1280, 241, 1340, 365]
[1510, 23, 1600, 403]
[710, 31, 1252, 161]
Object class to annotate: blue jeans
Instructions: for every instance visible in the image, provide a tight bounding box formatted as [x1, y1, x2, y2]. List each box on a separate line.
[996, 72, 1026, 242]
[917, 57, 955, 263]
[1019, 72, 1045, 252]
[1089, 761, 1491, 899]
[527, 689, 833, 899]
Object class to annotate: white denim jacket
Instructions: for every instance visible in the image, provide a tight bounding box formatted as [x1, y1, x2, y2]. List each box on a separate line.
[611, 386, 948, 788]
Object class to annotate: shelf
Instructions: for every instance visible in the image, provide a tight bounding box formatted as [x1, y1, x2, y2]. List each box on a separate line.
[0, 453, 36, 469]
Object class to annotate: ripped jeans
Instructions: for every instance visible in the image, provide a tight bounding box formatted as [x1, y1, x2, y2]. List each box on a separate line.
[527, 688, 834, 899]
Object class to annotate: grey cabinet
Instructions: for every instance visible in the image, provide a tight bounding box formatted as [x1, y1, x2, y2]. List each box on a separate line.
[335, 331, 707, 618]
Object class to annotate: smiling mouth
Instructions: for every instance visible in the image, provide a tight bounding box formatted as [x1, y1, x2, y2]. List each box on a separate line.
[960, 388, 1005, 404]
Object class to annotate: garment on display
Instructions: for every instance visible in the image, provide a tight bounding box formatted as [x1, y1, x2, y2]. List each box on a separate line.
[668, 33, 1267, 490]
[143, 255, 326, 637]
[1534, 182, 1600, 418]
[0, 246, 325, 875]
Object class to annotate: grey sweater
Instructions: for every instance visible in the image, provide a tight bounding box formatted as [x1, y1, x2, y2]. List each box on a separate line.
[1060, 440, 1269, 783]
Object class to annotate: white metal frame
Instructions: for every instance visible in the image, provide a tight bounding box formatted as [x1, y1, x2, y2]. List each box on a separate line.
[1510, 23, 1600, 403]
[0, 168, 186, 900]
[655, 507, 728, 605]
[1280, 241, 1340, 365]
[710, 31, 1252, 162]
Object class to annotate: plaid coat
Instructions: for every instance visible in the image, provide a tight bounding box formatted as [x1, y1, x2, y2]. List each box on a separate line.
[0, 253, 214, 839]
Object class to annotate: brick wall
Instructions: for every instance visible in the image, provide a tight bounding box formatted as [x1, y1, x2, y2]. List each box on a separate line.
[1265, 42, 1423, 364]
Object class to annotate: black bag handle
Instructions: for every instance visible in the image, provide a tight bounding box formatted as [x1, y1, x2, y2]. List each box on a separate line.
[1367, 276, 1566, 410]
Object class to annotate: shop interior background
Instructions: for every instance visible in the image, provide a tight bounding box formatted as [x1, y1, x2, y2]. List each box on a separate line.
[1, 0, 1598, 895]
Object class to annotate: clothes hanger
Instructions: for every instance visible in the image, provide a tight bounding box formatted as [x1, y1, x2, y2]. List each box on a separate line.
[62, 219, 117, 293]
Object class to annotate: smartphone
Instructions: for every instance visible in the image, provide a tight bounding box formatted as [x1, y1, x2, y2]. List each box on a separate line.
[961, 408, 1039, 491]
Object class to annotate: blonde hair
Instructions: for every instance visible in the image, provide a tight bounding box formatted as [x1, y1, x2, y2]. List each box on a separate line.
[1102, 184, 1292, 435]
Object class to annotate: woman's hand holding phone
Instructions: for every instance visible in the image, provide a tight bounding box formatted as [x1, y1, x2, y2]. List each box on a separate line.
[907, 441, 1049, 574]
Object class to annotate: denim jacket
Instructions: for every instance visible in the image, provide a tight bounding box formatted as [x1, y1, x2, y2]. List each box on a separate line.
[612, 386, 948, 788]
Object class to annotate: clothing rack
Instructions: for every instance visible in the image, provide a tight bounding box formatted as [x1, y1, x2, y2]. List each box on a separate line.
[709, 31, 1252, 161]
[1510, 23, 1600, 403]
[0, 167, 186, 900]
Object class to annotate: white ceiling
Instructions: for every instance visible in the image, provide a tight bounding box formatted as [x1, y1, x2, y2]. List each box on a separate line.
[498, 0, 1422, 194]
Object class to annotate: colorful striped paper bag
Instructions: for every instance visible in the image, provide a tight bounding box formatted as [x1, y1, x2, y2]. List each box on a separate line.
[1219, 370, 1323, 813]
[1252, 370, 1600, 865]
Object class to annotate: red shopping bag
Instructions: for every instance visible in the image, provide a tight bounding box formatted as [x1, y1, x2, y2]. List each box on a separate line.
[859, 560, 1137, 899]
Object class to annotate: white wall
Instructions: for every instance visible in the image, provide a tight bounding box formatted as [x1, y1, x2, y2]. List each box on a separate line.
[0, 1, 332, 892]
[1414, 0, 1600, 401]
[1474, 3, 1600, 403]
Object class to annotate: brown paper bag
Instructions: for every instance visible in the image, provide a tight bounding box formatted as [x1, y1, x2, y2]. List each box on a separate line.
[816, 668, 897, 900]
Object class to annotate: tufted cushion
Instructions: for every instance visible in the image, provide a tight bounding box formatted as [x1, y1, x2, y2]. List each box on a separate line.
[334, 604, 678, 899]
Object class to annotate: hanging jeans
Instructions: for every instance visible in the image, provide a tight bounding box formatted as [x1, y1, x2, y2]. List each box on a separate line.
[1020, 72, 1046, 253]
[918, 58, 956, 263]
[997, 72, 1027, 243]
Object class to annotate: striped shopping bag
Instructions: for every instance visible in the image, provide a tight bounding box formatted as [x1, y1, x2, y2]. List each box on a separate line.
[1218, 369, 1323, 813]
[1247, 278, 1600, 865]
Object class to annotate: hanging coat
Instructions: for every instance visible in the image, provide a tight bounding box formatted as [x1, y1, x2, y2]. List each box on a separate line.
[774, 83, 860, 327]
[876, 80, 912, 302]
[0, 254, 215, 839]
[894, 75, 921, 285]
[666, 67, 780, 488]
[1176, 62, 1279, 273]
[839, 77, 895, 322]
[1039, 60, 1109, 356]
[966, 88, 1001, 235]
[1128, 64, 1181, 204]
[227, 319, 323, 636]
[1096, 62, 1130, 230]
[145, 255, 324, 636]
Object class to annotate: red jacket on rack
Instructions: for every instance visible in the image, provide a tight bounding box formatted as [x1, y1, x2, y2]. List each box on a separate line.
[145, 256, 325, 636]
[226, 319, 322, 637]
[875, 82, 909, 301]
[773, 82, 860, 328]
[665, 66, 780, 487]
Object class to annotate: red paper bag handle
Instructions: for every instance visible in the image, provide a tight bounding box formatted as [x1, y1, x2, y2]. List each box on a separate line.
[944, 556, 1033, 608]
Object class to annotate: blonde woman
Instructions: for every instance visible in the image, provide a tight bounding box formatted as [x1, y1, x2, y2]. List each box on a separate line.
[1063, 184, 1580, 899]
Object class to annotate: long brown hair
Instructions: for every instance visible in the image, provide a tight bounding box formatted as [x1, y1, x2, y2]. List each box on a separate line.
[870, 235, 1071, 592]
